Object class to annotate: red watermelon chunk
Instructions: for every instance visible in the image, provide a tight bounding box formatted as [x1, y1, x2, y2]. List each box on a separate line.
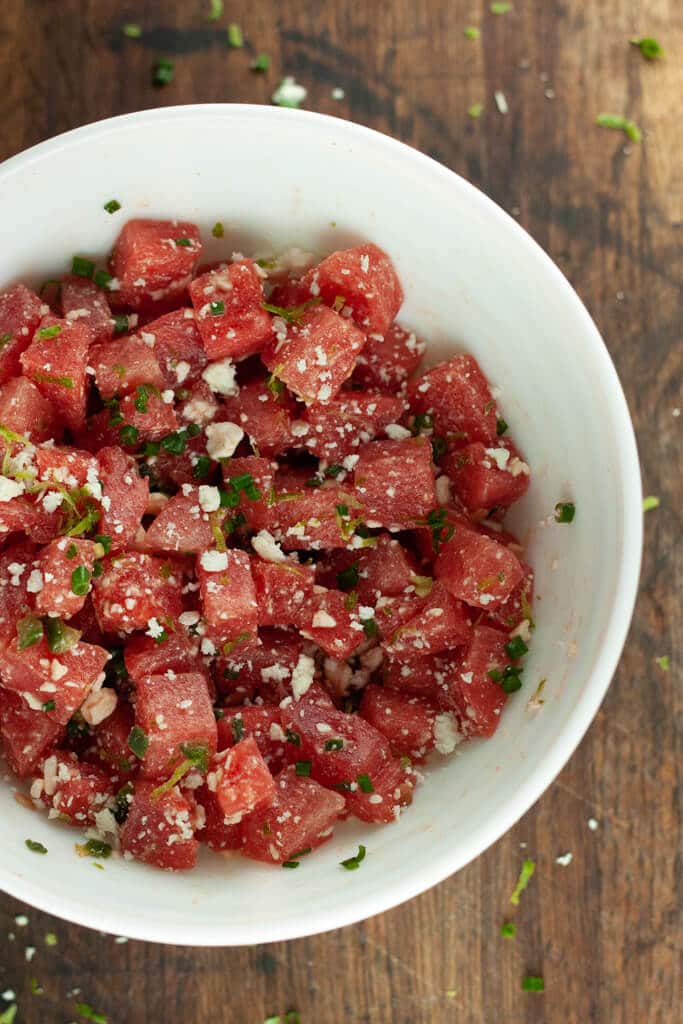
[216, 706, 287, 773]
[145, 486, 217, 554]
[437, 625, 511, 737]
[60, 275, 113, 345]
[218, 376, 295, 457]
[110, 219, 202, 312]
[116, 390, 178, 443]
[82, 702, 137, 778]
[355, 534, 419, 604]
[382, 582, 472, 659]
[261, 305, 366, 405]
[97, 446, 149, 553]
[487, 563, 534, 631]
[359, 684, 438, 759]
[0, 497, 60, 545]
[133, 308, 208, 387]
[300, 391, 405, 460]
[21, 316, 90, 432]
[194, 783, 243, 851]
[0, 688, 61, 777]
[134, 671, 217, 779]
[120, 779, 199, 870]
[33, 750, 115, 825]
[407, 355, 498, 444]
[92, 552, 182, 633]
[0, 376, 60, 443]
[34, 536, 98, 618]
[33, 445, 98, 489]
[0, 539, 39, 652]
[442, 441, 530, 514]
[435, 522, 524, 611]
[281, 695, 413, 823]
[207, 735, 275, 823]
[307, 244, 403, 335]
[239, 765, 345, 863]
[353, 322, 425, 392]
[294, 588, 364, 659]
[383, 653, 445, 699]
[197, 547, 258, 645]
[189, 261, 271, 360]
[374, 592, 426, 641]
[216, 629, 304, 706]
[352, 436, 435, 528]
[266, 478, 361, 551]
[124, 631, 202, 683]
[251, 556, 315, 627]
[88, 336, 165, 399]
[0, 283, 45, 385]
[0, 637, 109, 725]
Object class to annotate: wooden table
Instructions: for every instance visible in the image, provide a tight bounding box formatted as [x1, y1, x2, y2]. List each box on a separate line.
[0, 2, 681, 1021]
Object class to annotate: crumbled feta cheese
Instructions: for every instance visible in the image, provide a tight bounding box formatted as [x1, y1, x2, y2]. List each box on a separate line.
[145, 617, 165, 639]
[178, 610, 201, 627]
[202, 358, 239, 396]
[272, 76, 307, 108]
[161, 389, 175, 404]
[485, 447, 511, 470]
[385, 423, 411, 440]
[510, 619, 531, 643]
[587, 817, 599, 831]
[26, 569, 44, 594]
[433, 713, 462, 754]
[555, 852, 573, 866]
[205, 421, 243, 459]
[182, 397, 216, 426]
[198, 485, 221, 513]
[494, 90, 508, 114]
[291, 653, 315, 699]
[312, 610, 336, 628]
[251, 529, 286, 563]
[331, 87, 345, 100]
[200, 549, 228, 572]
[200, 637, 216, 656]
[0, 476, 24, 502]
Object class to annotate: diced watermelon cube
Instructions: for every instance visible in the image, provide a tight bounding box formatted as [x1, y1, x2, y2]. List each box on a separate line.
[0, 688, 61, 777]
[442, 441, 530, 513]
[197, 547, 258, 644]
[437, 625, 512, 736]
[124, 631, 202, 683]
[21, 316, 90, 432]
[33, 750, 115, 825]
[251, 556, 315, 627]
[359, 684, 438, 759]
[382, 582, 472, 658]
[0, 376, 60, 443]
[294, 588, 364, 659]
[300, 391, 405, 460]
[0, 539, 39, 652]
[261, 305, 366, 405]
[354, 534, 419, 604]
[0, 497, 61, 545]
[145, 487, 217, 554]
[194, 783, 244, 851]
[216, 705, 287, 773]
[220, 456, 274, 532]
[487, 563, 534, 631]
[60, 275, 113, 345]
[134, 671, 217, 778]
[352, 436, 435, 528]
[0, 637, 109, 725]
[352, 322, 425, 392]
[239, 766, 345, 863]
[407, 355, 498, 444]
[435, 522, 524, 610]
[116, 390, 178, 443]
[82, 701, 137, 778]
[34, 536, 98, 618]
[218, 376, 295, 457]
[373, 592, 427, 641]
[88, 336, 165, 399]
[97, 446, 149, 554]
[215, 628, 303, 706]
[33, 445, 98, 489]
[0, 283, 44, 385]
[120, 779, 199, 870]
[110, 219, 202, 311]
[136, 309, 208, 388]
[383, 653, 445, 699]
[280, 695, 413, 823]
[266, 476, 362, 551]
[207, 735, 275, 823]
[189, 261, 271, 360]
[307, 244, 403, 335]
[92, 552, 183, 633]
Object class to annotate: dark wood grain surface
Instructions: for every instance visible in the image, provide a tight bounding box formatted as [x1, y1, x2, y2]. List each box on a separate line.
[0, 2, 681, 1022]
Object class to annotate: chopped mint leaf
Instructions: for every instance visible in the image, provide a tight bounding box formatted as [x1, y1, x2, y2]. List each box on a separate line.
[211, 221, 224, 238]
[642, 495, 659, 511]
[26, 839, 48, 854]
[510, 857, 535, 905]
[596, 113, 642, 143]
[152, 58, 175, 88]
[464, 26, 480, 39]
[227, 23, 244, 48]
[501, 921, 516, 937]
[655, 655, 670, 671]
[340, 844, 366, 870]
[554, 501, 575, 523]
[251, 53, 271, 72]
[103, 199, 121, 214]
[630, 37, 663, 61]
[521, 975, 544, 992]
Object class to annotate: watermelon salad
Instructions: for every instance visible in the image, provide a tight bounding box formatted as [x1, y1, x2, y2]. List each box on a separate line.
[0, 220, 533, 871]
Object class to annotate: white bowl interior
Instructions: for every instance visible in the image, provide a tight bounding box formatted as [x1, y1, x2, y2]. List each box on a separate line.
[0, 106, 641, 944]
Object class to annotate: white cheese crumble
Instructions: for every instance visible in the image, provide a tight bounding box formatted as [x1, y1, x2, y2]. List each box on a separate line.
[198, 485, 221, 513]
[200, 549, 228, 572]
[251, 529, 286, 563]
[272, 76, 308, 108]
[205, 421, 243, 459]
[485, 447, 511, 471]
[433, 713, 462, 754]
[312, 610, 336, 628]
[145, 617, 165, 639]
[385, 423, 411, 440]
[0, 476, 24, 502]
[202, 358, 238, 396]
[555, 852, 573, 866]
[291, 653, 315, 699]
[26, 569, 44, 594]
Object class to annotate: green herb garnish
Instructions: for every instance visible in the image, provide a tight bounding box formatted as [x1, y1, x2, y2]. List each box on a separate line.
[209, 300, 225, 316]
[496, 417, 508, 435]
[112, 314, 130, 336]
[227, 23, 244, 47]
[26, 839, 48, 854]
[467, 103, 484, 119]
[285, 729, 300, 746]
[325, 738, 344, 751]
[642, 495, 659, 512]
[45, 617, 81, 654]
[103, 199, 121, 214]
[74, 1002, 108, 1024]
[630, 37, 663, 61]
[211, 221, 224, 238]
[361, 617, 378, 639]
[119, 425, 139, 447]
[207, 0, 224, 20]
[72, 255, 95, 279]
[36, 324, 62, 340]
[231, 716, 245, 743]
[554, 501, 575, 523]
[357, 773, 373, 793]
[295, 760, 311, 777]
[81, 839, 112, 859]
[41, 700, 56, 712]
[127, 725, 149, 759]
[262, 298, 320, 324]
[152, 58, 175, 87]
[505, 635, 528, 660]
[71, 565, 90, 596]
[464, 25, 480, 39]
[336, 561, 359, 591]
[251, 53, 271, 72]
[510, 857, 535, 905]
[340, 844, 366, 870]
[17, 614, 44, 651]
[500, 921, 516, 937]
[655, 655, 670, 671]
[522, 976, 544, 992]
[122, 23, 142, 38]
[488, 665, 523, 693]
[596, 113, 642, 143]
[490, 1, 512, 12]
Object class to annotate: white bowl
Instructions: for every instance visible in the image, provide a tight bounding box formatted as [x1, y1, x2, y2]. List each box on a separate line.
[0, 105, 641, 945]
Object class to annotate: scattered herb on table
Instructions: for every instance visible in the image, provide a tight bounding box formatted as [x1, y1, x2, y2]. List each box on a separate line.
[510, 857, 535, 904]
[468, 103, 484, 118]
[596, 113, 641, 143]
[464, 26, 480, 39]
[207, 0, 224, 21]
[642, 495, 659, 511]
[522, 975, 545, 992]
[152, 59, 175, 88]
[655, 655, 669, 671]
[227, 23, 244, 48]
[630, 37, 663, 61]
[501, 921, 516, 937]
